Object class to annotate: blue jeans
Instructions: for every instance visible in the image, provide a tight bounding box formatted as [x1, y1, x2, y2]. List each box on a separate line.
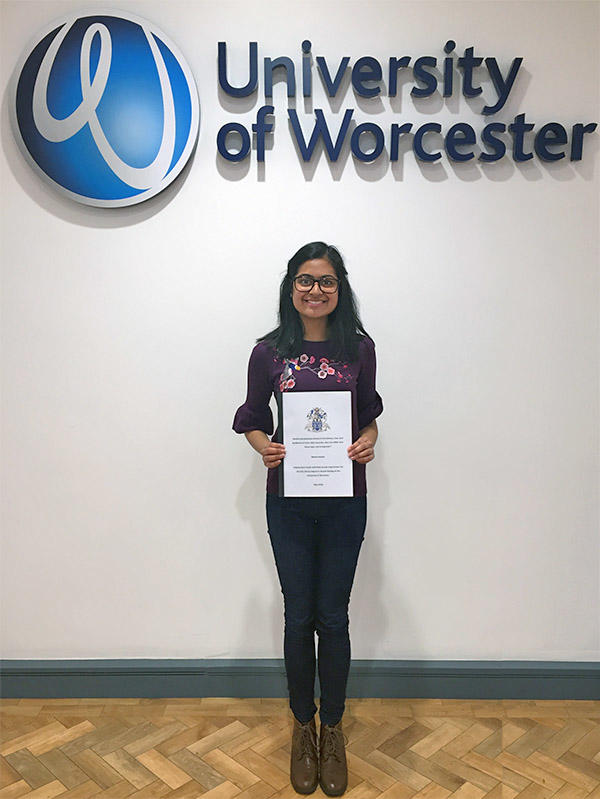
[266, 494, 367, 726]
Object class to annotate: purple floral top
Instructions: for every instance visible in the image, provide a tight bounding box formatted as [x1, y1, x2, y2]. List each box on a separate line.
[232, 336, 383, 495]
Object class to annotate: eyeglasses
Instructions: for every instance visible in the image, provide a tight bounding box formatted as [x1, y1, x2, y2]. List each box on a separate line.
[293, 274, 339, 293]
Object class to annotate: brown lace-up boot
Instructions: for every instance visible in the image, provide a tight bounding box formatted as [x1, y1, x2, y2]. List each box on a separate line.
[319, 719, 348, 796]
[290, 714, 319, 793]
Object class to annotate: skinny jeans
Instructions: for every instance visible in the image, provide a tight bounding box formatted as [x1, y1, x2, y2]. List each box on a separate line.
[265, 494, 367, 726]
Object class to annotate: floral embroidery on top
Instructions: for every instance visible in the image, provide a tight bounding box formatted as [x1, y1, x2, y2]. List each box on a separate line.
[274, 354, 353, 391]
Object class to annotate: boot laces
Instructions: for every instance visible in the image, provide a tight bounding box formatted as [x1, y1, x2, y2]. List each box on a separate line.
[297, 723, 317, 760]
[321, 724, 348, 762]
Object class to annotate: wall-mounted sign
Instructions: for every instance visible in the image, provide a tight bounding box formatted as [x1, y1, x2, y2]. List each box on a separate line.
[10, 12, 598, 207]
[216, 40, 597, 164]
[11, 11, 199, 207]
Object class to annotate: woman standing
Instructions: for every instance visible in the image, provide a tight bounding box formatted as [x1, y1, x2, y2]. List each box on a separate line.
[232, 242, 383, 796]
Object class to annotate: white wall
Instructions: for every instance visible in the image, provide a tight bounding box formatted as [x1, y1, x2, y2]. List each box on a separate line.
[1, 0, 598, 660]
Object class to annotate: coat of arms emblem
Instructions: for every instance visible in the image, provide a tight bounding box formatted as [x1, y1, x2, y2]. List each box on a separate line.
[305, 407, 330, 432]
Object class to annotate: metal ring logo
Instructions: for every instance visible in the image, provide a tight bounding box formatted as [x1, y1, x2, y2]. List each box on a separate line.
[11, 11, 199, 207]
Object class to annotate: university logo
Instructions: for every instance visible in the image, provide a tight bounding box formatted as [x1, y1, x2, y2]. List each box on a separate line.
[11, 11, 199, 207]
[305, 407, 330, 433]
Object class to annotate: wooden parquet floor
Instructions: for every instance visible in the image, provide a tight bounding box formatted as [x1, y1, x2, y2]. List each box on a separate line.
[1, 699, 600, 799]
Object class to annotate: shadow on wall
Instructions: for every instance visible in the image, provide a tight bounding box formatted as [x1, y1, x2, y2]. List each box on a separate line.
[3, 60, 598, 230]
[218, 111, 599, 185]
[1, 77, 200, 231]
[214, 63, 599, 185]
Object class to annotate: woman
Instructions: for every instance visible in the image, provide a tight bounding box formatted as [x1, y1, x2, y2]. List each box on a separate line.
[232, 242, 383, 796]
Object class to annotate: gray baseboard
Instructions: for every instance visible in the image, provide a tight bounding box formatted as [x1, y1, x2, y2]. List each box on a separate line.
[1, 660, 598, 699]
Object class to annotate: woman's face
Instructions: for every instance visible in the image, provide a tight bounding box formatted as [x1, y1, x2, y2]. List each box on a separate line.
[291, 257, 339, 324]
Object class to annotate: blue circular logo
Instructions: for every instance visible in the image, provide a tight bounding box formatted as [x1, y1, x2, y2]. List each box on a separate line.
[11, 10, 200, 207]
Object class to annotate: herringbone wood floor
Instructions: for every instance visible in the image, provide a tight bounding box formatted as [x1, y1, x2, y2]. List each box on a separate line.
[1, 699, 599, 799]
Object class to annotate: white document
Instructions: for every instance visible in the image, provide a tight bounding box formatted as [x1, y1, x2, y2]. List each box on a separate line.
[281, 390, 353, 497]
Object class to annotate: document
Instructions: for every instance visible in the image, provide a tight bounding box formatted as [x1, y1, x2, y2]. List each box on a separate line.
[279, 390, 353, 497]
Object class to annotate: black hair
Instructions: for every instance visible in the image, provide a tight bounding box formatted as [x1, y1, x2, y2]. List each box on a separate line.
[256, 241, 372, 362]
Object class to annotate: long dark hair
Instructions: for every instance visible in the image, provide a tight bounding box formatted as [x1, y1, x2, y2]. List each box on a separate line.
[257, 241, 372, 362]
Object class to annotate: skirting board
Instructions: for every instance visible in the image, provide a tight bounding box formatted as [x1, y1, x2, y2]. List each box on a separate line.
[0, 660, 598, 699]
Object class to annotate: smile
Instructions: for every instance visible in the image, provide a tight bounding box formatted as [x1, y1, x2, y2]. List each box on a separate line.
[304, 299, 327, 304]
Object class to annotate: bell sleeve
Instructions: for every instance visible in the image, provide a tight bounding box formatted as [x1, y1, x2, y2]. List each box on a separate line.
[232, 343, 274, 435]
[356, 336, 383, 431]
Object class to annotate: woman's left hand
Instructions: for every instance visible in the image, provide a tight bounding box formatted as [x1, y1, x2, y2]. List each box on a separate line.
[347, 436, 375, 463]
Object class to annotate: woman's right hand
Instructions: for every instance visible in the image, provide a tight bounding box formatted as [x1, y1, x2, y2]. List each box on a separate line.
[260, 442, 286, 468]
